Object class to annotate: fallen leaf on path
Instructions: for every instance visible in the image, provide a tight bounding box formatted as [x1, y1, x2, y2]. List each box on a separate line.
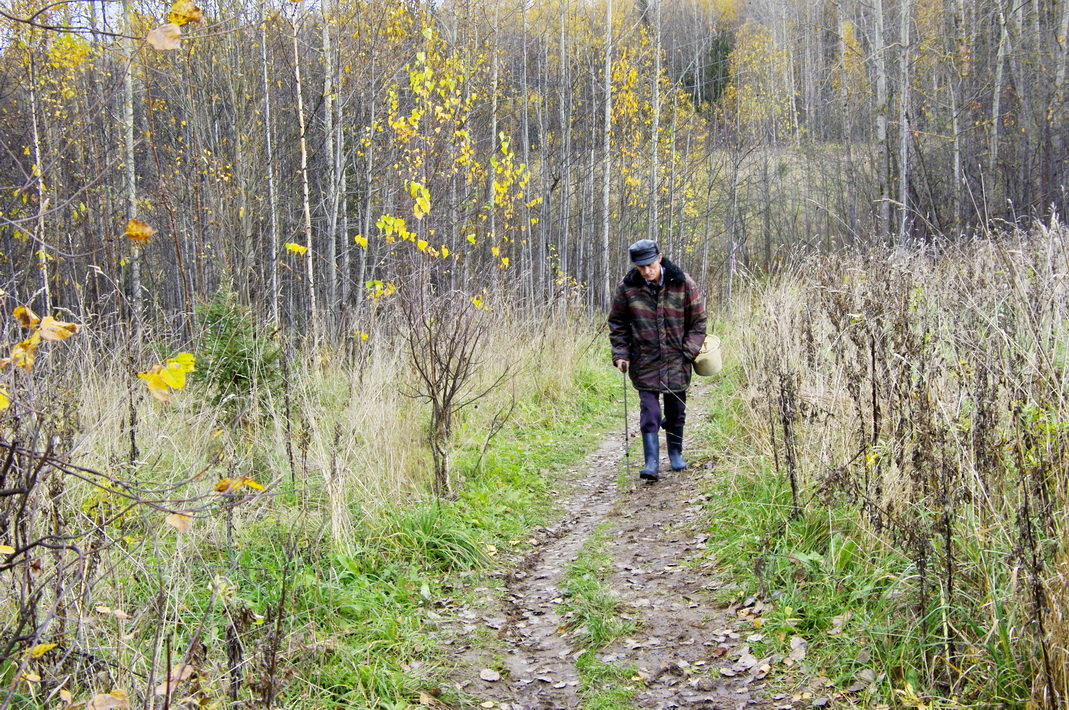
[418, 692, 451, 709]
[750, 660, 773, 680]
[828, 612, 851, 636]
[788, 636, 808, 662]
[845, 668, 876, 693]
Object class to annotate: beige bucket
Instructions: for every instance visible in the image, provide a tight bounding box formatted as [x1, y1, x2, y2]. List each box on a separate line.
[693, 334, 722, 376]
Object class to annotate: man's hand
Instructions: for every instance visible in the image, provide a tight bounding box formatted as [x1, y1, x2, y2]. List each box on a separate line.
[615, 359, 629, 373]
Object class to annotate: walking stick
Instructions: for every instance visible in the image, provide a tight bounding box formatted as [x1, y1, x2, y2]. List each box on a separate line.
[621, 367, 631, 477]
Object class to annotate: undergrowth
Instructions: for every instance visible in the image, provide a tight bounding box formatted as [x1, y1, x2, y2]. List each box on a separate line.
[0, 305, 621, 709]
[699, 226, 1069, 708]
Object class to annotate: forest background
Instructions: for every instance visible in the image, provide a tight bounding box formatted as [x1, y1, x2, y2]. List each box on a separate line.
[1, 0, 1069, 707]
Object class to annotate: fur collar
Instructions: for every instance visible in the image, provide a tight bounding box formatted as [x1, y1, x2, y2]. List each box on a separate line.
[623, 257, 685, 288]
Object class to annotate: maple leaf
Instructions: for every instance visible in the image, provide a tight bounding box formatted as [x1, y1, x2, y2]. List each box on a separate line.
[138, 366, 172, 402]
[0, 388, 9, 412]
[168, 0, 204, 26]
[138, 353, 195, 402]
[145, 24, 182, 51]
[124, 218, 156, 241]
[284, 242, 308, 255]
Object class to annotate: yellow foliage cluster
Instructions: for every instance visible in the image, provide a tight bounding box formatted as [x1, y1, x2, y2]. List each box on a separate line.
[721, 20, 795, 139]
[0, 306, 80, 411]
[365, 280, 397, 300]
[47, 35, 91, 70]
[137, 352, 196, 402]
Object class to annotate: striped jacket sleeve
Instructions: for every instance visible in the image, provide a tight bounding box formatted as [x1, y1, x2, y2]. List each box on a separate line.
[682, 275, 707, 361]
[607, 283, 632, 364]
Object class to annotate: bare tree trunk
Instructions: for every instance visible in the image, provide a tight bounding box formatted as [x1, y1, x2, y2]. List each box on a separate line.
[897, 0, 913, 244]
[874, 0, 892, 242]
[601, 0, 613, 306]
[28, 58, 51, 312]
[321, 0, 339, 325]
[123, 0, 141, 339]
[989, 0, 1008, 182]
[648, 0, 661, 243]
[261, 21, 280, 329]
[293, 21, 318, 338]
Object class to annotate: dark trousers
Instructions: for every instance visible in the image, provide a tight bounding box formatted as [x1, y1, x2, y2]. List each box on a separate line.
[638, 390, 687, 434]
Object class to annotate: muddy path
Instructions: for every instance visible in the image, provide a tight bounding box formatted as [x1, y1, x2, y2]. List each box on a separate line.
[434, 402, 786, 710]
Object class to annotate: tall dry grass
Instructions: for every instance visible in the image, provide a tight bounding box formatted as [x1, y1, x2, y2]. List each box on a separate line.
[728, 221, 1069, 705]
[0, 296, 604, 707]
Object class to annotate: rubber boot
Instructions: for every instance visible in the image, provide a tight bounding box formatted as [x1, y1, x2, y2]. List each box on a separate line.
[666, 426, 686, 471]
[639, 432, 660, 481]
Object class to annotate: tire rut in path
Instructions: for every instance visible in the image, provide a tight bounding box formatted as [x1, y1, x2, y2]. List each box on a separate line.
[442, 431, 773, 709]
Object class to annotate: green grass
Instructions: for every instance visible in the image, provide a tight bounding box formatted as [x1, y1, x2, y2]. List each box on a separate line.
[576, 652, 638, 710]
[561, 526, 636, 650]
[278, 350, 624, 707]
[559, 522, 639, 708]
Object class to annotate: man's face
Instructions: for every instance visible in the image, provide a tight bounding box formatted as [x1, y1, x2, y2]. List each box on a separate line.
[635, 254, 662, 282]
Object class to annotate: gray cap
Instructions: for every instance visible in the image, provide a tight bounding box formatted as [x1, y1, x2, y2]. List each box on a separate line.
[628, 239, 659, 266]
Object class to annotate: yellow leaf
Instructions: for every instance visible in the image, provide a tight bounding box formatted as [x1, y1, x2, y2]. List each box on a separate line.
[87, 691, 129, 710]
[466, 234, 476, 245]
[166, 352, 196, 372]
[168, 0, 203, 26]
[13, 305, 39, 329]
[0, 389, 9, 412]
[500, 257, 510, 268]
[0, 544, 14, 554]
[213, 477, 264, 494]
[441, 246, 450, 258]
[10, 332, 41, 371]
[159, 362, 189, 389]
[416, 239, 428, 251]
[354, 234, 368, 248]
[124, 218, 156, 241]
[145, 23, 182, 51]
[37, 316, 81, 342]
[213, 477, 238, 493]
[164, 512, 192, 533]
[284, 242, 308, 255]
[29, 642, 58, 658]
[138, 367, 171, 402]
[17, 671, 40, 683]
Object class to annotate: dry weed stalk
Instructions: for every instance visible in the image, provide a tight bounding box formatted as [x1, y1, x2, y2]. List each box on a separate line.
[735, 222, 1069, 705]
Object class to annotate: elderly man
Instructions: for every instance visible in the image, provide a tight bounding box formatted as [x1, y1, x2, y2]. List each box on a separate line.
[608, 239, 707, 481]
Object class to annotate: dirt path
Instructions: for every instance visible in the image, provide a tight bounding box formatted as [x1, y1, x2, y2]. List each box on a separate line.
[434, 407, 783, 710]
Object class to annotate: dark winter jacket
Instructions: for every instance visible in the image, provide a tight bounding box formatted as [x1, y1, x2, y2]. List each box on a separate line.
[608, 258, 707, 393]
